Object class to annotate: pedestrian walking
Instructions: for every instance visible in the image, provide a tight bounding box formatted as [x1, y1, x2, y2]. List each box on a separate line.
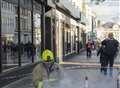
[86, 39, 93, 58]
[32, 50, 63, 88]
[100, 33, 119, 76]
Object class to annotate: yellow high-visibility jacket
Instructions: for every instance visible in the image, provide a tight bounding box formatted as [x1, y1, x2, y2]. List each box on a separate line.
[32, 62, 63, 88]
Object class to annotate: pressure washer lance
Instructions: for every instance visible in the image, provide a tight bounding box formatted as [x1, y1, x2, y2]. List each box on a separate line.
[84, 76, 88, 88]
[117, 68, 120, 88]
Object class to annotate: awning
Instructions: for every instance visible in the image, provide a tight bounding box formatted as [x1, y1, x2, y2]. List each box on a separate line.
[56, 3, 80, 21]
[47, 0, 56, 8]
[56, 3, 71, 16]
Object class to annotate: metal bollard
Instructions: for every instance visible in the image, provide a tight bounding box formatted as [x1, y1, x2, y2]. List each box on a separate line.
[55, 57, 59, 63]
[85, 76, 88, 88]
[117, 68, 120, 88]
[117, 78, 119, 88]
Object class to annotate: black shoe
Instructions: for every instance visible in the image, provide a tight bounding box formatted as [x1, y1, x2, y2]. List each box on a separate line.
[100, 69, 103, 72]
[109, 68, 113, 77]
[103, 71, 107, 75]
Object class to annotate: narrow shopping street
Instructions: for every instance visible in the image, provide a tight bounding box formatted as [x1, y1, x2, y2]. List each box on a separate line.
[0, 0, 120, 88]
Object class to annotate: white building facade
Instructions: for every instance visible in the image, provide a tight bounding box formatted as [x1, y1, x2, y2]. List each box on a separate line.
[47, 0, 85, 62]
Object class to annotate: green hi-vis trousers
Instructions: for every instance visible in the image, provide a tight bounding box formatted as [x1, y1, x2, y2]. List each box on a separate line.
[37, 79, 57, 88]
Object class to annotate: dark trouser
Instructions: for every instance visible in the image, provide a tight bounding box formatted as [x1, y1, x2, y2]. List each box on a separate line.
[100, 57, 106, 72]
[86, 48, 91, 57]
[101, 62, 105, 72]
[102, 55, 114, 75]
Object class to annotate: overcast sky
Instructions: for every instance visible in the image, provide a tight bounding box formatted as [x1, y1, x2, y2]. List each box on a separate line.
[89, 0, 120, 23]
[72, 0, 120, 23]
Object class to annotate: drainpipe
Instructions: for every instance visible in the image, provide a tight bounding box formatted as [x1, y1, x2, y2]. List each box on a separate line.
[31, 0, 34, 63]
[41, 2, 46, 53]
[18, 0, 21, 66]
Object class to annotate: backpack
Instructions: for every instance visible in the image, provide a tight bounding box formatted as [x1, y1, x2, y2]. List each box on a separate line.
[87, 42, 92, 48]
[102, 39, 118, 56]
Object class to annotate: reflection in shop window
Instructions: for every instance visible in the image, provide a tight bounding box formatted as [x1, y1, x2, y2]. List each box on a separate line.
[0, 0, 42, 71]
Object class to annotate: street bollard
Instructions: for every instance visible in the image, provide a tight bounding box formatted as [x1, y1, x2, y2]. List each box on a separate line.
[55, 57, 59, 63]
[117, 68, 120, 88]
[117, 78, 119, 88]
[85, 76, 88, 88]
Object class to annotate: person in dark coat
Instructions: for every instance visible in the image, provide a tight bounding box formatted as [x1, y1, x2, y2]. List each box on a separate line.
[101, 33, 119, 76]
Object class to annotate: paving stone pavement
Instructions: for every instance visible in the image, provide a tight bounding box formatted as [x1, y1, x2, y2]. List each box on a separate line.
[2, 67, 119, 88]
[64, 50, 120, 64]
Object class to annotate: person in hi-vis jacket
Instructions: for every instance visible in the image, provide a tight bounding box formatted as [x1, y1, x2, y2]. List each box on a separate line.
[32, 49, 63, 88]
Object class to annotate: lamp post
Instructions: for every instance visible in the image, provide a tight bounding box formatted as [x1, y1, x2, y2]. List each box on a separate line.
[91, 16, 94, 41]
